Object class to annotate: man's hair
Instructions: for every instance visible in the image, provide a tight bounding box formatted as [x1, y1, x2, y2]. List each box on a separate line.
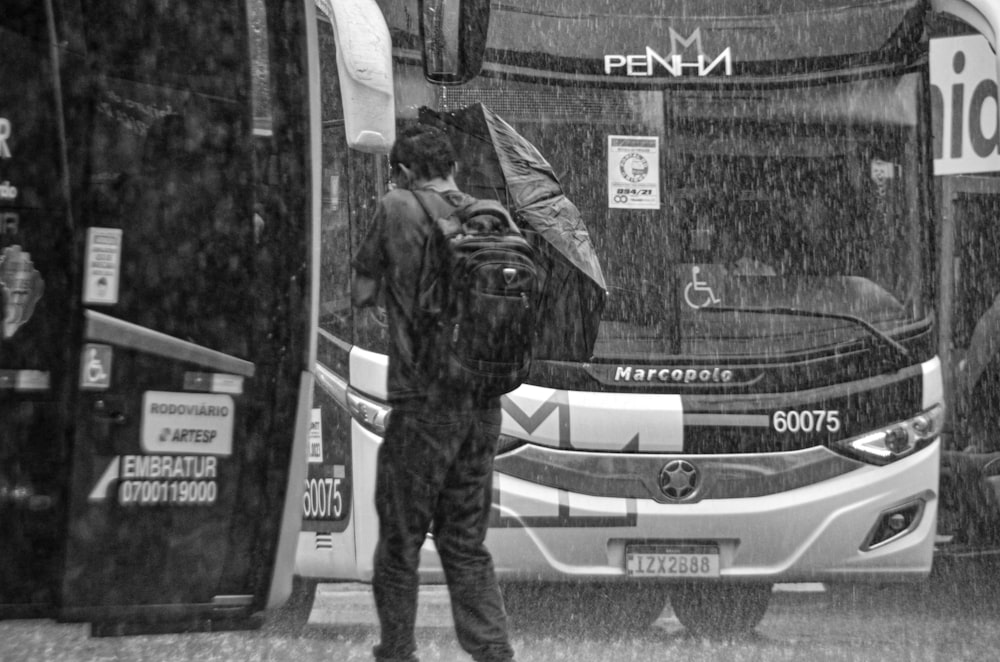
[390, 124, 457, 180]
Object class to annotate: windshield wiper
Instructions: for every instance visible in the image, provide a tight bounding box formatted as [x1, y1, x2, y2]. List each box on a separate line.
[700, 305, 911, 367]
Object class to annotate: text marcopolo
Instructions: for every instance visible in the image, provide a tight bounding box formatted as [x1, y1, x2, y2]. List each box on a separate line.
[614, 366, 734, 383]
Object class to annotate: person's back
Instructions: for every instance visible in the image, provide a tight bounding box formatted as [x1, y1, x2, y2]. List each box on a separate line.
[351, 124, 517, 662]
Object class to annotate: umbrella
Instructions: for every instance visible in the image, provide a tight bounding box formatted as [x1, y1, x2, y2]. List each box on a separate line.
[420, 103, 607, 361]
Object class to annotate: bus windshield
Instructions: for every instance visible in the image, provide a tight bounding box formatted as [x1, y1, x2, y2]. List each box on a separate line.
[399, 67, 928, 361]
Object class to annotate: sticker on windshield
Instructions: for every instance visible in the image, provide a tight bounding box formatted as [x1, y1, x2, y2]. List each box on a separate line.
[83, 227, 122, 305]
[608, 135, 660, 210]
[308, 407, 323, 463]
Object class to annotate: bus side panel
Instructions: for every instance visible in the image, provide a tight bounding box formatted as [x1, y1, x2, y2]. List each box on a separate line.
[64, 346, 255, 609]
[56, 0, 314, 626]
[303, 378, 355, 535]
[296, 370, 359, 580]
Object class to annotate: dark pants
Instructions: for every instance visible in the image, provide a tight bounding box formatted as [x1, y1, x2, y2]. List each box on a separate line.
[372, 405, 515, 662]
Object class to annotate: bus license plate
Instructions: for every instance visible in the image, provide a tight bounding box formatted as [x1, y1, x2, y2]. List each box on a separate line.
[625, 545, 720, 578]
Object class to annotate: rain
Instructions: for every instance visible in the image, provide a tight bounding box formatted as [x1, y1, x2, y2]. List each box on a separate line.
[7, 0, 1000, 660]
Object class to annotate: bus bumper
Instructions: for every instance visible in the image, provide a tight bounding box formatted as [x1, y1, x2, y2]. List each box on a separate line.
[454, 442, 938, 584]
[296, 425, 937, 585]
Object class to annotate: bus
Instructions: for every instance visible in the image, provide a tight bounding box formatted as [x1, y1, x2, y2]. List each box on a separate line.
[297, 0, 1000, 637]
[0, 0, 330, 634]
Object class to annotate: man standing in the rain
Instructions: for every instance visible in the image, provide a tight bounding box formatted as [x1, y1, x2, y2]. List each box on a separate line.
[351, 124, 517, 662]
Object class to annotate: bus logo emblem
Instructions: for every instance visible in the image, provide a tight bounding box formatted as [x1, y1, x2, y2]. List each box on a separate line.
[0, 245, 43, 339]
[604, 29, 733, 77]
[658, 459, 700, 502]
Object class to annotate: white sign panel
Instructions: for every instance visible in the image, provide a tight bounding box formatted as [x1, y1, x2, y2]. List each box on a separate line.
[608, 135, 660, 209]
[308, 407, 324, 463]
[141, 391, 235, 456]
[931, 35, 1000, 176]
[83, 227, 122, 304]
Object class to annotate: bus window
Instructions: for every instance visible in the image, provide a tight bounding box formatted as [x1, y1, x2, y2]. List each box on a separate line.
[316, 14, 352, 344]
[316, 10, 388, 353]
[78, 0, 257, 350]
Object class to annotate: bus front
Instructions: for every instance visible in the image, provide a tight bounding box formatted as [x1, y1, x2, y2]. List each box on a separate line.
[303, 0, 945, 636]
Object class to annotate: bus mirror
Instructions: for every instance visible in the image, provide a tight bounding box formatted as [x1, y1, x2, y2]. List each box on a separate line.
[932, 0, 1000, 104]
[324, 0, 396, 154]
[419, 0, 490, 85]
[932, 0, 1000, 51]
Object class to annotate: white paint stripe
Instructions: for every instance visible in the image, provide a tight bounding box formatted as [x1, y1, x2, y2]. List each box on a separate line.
[502, 385, 684, 451]
[569, 390, 684, 452]
[501, 383, 563, 447]
[566, 488, 629, 519]
[773, 582, 826, 593]
[88, 456, 119, 502]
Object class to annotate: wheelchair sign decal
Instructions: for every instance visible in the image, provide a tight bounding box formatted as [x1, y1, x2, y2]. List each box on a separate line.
[684, 265, 721, 309]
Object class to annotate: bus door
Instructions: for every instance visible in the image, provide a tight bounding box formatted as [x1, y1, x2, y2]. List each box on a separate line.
[305, 12, 357, 556]
[939, 175, 1000, 446]
[0, 6, 79, 617]
[938, 174, 1000, 551]
[299, 5, 392, 579]
[2, 0, 316, 631]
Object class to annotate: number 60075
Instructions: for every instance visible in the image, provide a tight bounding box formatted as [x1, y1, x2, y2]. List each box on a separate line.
[772, 409, 841, 433]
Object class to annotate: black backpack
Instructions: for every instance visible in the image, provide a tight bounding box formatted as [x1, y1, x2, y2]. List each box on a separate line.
[411, 189, 537, 398]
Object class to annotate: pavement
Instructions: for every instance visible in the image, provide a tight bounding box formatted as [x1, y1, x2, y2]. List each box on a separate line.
[307, 581, 831, 629]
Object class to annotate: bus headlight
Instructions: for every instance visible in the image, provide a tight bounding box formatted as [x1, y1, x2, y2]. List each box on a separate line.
[831, 404, 943, 465]
[347, 388, 391, 436]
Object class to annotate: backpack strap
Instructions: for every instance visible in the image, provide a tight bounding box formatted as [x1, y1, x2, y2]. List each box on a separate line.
[407, 189, 452, 328]
[412, 189, 460, 234]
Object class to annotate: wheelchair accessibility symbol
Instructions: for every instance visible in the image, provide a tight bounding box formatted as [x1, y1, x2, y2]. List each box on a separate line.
[80, 343, 112, 389]
[684, 266, 721, 309]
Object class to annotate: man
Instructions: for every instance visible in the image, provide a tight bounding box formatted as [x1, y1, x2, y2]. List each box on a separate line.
[351, 124, 517, 662]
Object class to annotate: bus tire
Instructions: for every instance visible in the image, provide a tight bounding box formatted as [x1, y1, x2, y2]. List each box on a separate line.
[501, 582, 667, 633]
[669, 582, 771, 639]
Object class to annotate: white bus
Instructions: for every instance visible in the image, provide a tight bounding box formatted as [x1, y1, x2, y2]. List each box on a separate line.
[297, 0, 1000, 637]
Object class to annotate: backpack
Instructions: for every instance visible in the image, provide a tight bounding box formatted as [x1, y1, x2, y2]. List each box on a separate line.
[411, 189, 538, 398]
